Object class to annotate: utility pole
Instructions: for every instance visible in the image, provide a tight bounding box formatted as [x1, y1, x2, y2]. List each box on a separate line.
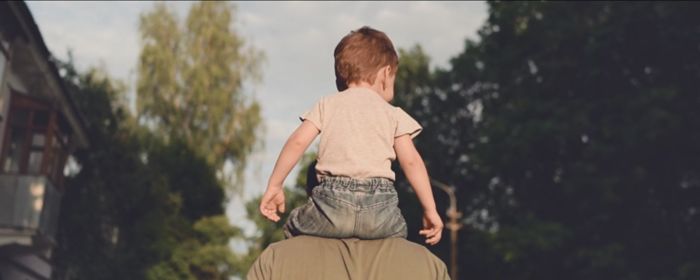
[431, 179, 463, 280]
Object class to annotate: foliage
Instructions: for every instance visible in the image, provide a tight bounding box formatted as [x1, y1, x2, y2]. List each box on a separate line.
[145, 216, 242, 280]
[51, 2, 265, 279]
[397, 2, 700, 279]
[393, 2, 700, 279]
[137, 2, 264, 191]
[52, 12, 257, 277]
[52, 56, 169, 280]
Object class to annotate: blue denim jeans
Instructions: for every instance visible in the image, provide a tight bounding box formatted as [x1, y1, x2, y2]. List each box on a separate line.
[284, 175, 408, 239]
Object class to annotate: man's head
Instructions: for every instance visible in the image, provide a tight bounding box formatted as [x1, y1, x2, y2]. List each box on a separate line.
[334, 26, 398, 101]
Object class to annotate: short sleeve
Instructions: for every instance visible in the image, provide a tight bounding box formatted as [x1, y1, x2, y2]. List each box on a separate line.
[299, 97, 323, 131]
[394, 107, 422, 139]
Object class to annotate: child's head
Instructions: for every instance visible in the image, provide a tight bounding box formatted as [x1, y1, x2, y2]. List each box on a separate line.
[334, 26, 398, 101]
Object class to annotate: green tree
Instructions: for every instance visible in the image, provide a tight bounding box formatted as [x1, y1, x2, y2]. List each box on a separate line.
[52, 57, 173, 279]
[145, 216, 242, 280]
[52, 3, 265, 278]
[394, 2, 700, 279]
[137, 2, 263, 191]
[52, 56, 248, 279]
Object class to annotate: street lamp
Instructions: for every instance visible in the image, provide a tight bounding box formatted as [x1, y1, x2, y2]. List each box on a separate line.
[430, 178, 463, 280]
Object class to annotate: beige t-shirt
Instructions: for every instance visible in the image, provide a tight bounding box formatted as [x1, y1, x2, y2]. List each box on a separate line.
[299, 87, 422, 181]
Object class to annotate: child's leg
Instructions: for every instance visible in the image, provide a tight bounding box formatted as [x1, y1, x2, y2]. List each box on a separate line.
[353, 185, 408, 239]
[284, 187, 356, 239]
[284, 176, 408, 240]
[312, 176, 408, 239]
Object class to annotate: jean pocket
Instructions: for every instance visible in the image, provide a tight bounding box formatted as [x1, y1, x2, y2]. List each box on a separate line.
[356, 202, 407, 239]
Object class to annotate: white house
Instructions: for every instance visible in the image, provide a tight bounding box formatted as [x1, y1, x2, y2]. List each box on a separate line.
[0, 2, 89, 280]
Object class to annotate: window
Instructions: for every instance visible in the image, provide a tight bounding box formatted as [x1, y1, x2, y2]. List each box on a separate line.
[1, 93, 72, 187]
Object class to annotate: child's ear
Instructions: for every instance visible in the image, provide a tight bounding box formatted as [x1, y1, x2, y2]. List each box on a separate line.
[379, 65, 391, 90]
[385, 66, 394, 88]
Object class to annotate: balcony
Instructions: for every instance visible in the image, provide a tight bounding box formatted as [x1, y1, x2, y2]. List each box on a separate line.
[0, 174, 61, 251]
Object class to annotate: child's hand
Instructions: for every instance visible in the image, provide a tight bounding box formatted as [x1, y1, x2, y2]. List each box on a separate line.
[259, 186, 285, 222]
[419, 210, 444, 245]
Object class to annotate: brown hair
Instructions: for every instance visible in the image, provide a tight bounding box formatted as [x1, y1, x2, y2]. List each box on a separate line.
[334, 26, 399, 91]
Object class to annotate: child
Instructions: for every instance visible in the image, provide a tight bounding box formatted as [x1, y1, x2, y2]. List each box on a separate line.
[259, 26, 443, 245]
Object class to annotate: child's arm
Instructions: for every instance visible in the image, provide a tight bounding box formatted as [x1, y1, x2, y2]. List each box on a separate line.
[394, 134, 444, 245]
[260, 120, 320, 222]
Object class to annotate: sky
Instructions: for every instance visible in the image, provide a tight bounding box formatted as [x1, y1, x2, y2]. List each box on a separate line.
[27, 1, 488, 238]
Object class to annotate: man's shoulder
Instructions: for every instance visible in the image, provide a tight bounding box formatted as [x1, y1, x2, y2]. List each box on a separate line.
[256, 236, 450, 280]
[269, 235, 432, 257]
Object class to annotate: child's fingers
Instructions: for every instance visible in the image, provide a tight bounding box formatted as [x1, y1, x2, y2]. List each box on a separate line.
[418, 226, 440, 235]
[426, 231, 442, 245]
[264, 211, 280, 222]
[423, 228, 437, 239]
[432, 231, 443, 243]
[420, 227, 440, 240]
[260, 208, 272, 220]
[260, 203, 281, 222]
[259, 203, 272, 215]
[420, 224, 439, 233]
[278, 202, 285, 213]
[426, 237, 439, 245]
[421, 228, 443, 244]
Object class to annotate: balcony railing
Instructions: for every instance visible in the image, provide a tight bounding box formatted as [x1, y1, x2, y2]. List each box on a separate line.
[0, 174, 61, 247]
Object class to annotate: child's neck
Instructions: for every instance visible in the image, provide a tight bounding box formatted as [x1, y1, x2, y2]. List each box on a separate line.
[347, 82, 385, 100]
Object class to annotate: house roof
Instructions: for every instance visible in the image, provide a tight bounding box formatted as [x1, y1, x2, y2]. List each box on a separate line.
[1, 1, 90, 148]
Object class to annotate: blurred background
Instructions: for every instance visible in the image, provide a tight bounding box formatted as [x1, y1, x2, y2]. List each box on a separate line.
[1, 1, 699, 279]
